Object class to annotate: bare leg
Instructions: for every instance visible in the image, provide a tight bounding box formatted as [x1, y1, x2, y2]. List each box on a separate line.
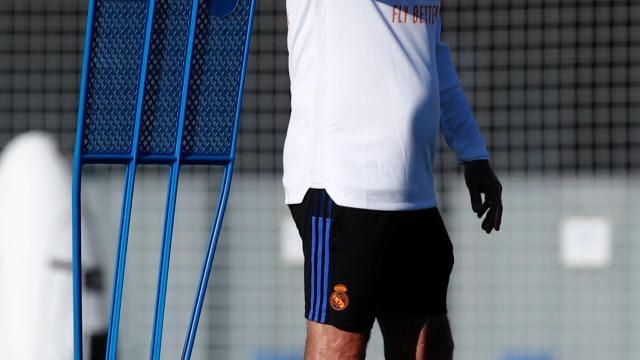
[378, 314, 453, 360]
[304, 320, 370, 360]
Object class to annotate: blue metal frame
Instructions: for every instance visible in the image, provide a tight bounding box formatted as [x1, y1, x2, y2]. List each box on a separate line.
[148, 0, 200, 358]
[182, 0, 257, 357]
[102, 0, 158, 358]
[73, 0, 256, 359]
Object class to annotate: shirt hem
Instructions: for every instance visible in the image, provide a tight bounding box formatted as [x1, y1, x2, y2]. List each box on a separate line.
[284, 182, 438, 211]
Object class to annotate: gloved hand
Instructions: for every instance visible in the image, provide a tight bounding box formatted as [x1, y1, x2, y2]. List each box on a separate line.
[463, 160, 503, 234]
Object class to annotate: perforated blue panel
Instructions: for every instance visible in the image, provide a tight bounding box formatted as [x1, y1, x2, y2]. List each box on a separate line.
[82, 0, 149, 155]
[181, 0, 252, 158]
[138, 0, 192, 156]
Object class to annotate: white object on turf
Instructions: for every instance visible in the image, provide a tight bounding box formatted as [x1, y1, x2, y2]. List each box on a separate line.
[0, 132, 106, 359]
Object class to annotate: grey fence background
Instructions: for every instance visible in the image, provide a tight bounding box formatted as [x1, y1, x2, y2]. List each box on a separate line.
[0, 0, 639, 359]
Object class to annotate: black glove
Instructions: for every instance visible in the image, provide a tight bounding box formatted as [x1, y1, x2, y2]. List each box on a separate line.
[463, 160, 503, 234]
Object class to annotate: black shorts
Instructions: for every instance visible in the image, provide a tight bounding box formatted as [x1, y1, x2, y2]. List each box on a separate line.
[288, 188, 454, 333]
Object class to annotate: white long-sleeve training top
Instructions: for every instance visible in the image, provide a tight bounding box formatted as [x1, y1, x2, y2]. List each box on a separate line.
[283, 0, 489, 211]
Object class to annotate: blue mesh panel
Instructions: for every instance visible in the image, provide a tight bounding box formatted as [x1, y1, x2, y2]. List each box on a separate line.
[182, 0, 252, 157]
[82, 0, 149, 154]
[138, 0, 192, 156]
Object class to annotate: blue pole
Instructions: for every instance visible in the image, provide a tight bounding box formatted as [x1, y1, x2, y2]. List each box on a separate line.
[73, 0, 97, 357]
[72, 161, 84, 360]
[149, 163, 180, 359]
[148, 1, 200, 357]
[181, 164, 234, 360]
[105, 163, 137, 359]
[105, 0, 157, 358]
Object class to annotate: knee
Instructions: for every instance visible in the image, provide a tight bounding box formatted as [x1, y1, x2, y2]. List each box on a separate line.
[305, 321, 369, 360]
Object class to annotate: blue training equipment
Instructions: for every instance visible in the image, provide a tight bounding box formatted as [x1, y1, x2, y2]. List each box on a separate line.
[71, 0, 255, 358]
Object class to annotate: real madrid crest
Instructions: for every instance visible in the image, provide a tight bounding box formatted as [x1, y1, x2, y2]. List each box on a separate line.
[330, 283, 349, 311]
